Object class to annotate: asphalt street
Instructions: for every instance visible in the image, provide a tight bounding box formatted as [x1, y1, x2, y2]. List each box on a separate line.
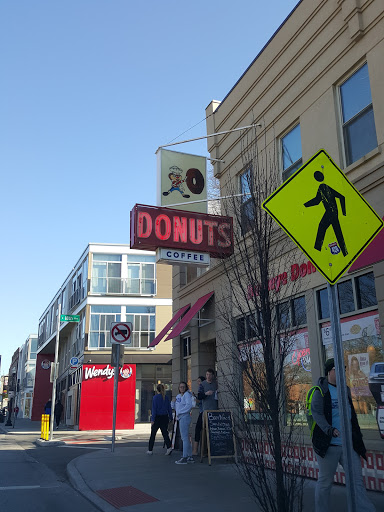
[0, 419, 148, 511]
[0, 431, 99, 511]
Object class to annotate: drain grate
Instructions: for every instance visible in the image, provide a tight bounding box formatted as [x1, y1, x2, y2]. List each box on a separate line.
[96, 486, 159, 508]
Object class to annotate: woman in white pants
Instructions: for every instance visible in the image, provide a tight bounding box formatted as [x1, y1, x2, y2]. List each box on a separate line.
[174, 382, 194, 464]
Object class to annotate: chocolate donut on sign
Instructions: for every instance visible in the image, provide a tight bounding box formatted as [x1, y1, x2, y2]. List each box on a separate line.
[186, 168, 205, 195]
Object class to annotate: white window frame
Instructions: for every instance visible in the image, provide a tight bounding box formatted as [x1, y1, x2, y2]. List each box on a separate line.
[280, 123, 302, 182]
[126, 262, 156, 295]
[337, 62, 377, 168]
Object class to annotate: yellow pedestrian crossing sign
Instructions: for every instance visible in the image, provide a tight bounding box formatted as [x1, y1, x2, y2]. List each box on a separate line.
[262, 149, 384, 284]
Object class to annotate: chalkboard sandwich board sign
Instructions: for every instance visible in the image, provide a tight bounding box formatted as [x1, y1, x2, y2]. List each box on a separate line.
[201, 410, 237, 465]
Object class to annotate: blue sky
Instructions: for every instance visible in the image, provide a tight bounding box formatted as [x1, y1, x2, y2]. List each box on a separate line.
[0, 0, 299, 374]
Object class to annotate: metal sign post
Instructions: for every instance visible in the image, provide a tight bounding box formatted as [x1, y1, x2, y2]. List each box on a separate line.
[110, 321, 131, 452]
[111, 343, 120, 453]
[327, 283, 357, 512]
[49, 303, 61, 441]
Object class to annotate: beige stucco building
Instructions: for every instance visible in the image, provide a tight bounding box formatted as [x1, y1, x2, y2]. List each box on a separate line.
[168, 0, 384, 490]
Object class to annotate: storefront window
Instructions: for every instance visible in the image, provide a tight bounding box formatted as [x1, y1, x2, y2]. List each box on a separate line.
[322, 310, 383, 429]
[135, 364, 172, 422]
[283, 329, 312, 424]
[318, 272, 381, 429]
[239, 329, 312, 426]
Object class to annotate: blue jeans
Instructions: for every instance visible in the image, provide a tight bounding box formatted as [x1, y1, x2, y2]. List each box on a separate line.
[315, 446, 375, 512]
[178, 414, 192, 458]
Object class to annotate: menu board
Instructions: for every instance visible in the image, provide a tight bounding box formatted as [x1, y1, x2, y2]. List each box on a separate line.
[202, 410, 235, 464]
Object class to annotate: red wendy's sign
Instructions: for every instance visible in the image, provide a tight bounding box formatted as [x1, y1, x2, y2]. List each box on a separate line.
[79, 364, 136, 431]
[130, 204, 233, 258]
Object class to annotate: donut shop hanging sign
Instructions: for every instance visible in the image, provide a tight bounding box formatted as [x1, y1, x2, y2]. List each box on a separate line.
[157, 149, 207, 214]
[130, 204, 234, 258]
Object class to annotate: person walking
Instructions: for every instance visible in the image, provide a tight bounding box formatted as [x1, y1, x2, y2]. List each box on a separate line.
[44, 399, 52, 415]
[192, 375, 205, 456]
[311, 358, 375, 512]
[54, 400, 63, 429]
[147, 384, 173, 455]
[174, 382, 194, 465]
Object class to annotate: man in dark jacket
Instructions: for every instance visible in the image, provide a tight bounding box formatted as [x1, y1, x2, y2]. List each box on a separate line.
[54, 400, 64, 429]
[311, 358, 375, 511]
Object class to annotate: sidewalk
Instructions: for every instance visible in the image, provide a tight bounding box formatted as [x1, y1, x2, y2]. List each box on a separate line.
[67, 443, 384, 512]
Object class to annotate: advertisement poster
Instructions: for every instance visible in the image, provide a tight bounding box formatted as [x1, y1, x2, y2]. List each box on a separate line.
[348, 353, 370, 396]
[321, 311, 380, 345]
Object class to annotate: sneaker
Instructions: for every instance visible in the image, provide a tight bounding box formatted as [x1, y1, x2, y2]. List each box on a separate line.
[146, 450, 153, 455]
[175, 457, 188, 465]
[187, 457, 195, 464]
[165, 447, 173, 455]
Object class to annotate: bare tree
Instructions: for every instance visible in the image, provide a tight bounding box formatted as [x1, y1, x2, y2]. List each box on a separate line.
[214, 128, 310, 512]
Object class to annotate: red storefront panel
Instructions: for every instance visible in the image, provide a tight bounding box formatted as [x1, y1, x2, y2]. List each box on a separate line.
[31, 354, 54, 421]
[79, 364, 136, 431]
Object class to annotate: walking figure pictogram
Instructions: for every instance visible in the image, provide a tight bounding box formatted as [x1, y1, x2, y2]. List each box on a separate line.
[304, 168, 348, 256]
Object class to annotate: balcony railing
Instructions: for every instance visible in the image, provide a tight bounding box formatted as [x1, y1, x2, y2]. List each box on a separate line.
[90, 277, 157, 296]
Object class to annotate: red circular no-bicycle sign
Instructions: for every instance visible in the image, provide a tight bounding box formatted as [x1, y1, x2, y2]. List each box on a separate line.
[111, 322, 132, 344]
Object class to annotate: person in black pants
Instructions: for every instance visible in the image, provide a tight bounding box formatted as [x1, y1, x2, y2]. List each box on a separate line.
[192, 376, 205, 455]
[147, 384, 173, 455]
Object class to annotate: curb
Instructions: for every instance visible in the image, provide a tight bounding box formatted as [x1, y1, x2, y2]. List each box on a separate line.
[34, 438, 65, 447]
[67, 457, 117, 512]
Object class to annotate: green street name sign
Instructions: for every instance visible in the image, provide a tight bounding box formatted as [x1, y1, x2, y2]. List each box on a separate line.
[60, 314, 80, 322]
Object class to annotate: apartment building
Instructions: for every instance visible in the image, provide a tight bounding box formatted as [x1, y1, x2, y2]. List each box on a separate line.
[17, 334, 38, 419]
[169, 0, 384, 490]
[32, 243, 172, 429]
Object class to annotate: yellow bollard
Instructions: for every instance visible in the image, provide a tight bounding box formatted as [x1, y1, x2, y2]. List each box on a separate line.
[45, 414, 49, 440]
[41, 414, 49, 440]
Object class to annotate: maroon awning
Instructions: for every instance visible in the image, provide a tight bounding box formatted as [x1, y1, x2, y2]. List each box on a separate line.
[164, 291, 214, 341]
[148, 304, 190, 348]
[348, 216, 384, 273]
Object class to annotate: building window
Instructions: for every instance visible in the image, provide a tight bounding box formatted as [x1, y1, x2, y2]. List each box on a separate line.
[337, 280, 355, 315]
[236, 314, 261, 342]
[183, 336, 192, 390]
[89, 305, 121, 349]
[240, 167, 254, 235]
[91, 254, 122, 294]
[317, 271, 377, 320]
[339, 63, 377, 166]
[127, 262, 156, 295]
[281, 124, 302, 181]
[277, 296, 307, 330]
[126, 306, 156, 348]
[356, 273, 377, 309]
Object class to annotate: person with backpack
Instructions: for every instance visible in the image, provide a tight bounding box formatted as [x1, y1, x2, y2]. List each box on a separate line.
[309, 358, 375, 511]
